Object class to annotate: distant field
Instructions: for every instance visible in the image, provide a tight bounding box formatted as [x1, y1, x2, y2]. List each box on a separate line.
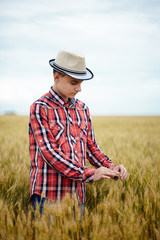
[0, 115, 160, 239]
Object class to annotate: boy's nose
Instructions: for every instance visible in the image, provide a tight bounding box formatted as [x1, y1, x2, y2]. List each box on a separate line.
[76, 84, 81, 92]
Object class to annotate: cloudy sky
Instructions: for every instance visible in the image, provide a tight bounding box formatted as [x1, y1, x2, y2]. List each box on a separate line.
[0, 0, 160, 115]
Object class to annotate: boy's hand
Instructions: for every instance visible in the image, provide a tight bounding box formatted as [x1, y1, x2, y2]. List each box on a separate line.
[93, 167, 119, 182]
[113, 165, 128, 181]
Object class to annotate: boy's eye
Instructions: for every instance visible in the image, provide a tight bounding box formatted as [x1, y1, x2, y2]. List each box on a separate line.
[71, 82, 77, 85]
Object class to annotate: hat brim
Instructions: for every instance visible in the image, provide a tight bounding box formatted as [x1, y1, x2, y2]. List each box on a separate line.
[49, 59, 94, 80]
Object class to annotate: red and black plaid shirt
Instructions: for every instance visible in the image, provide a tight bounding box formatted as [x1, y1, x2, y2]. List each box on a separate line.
[29, 87, 115, 204]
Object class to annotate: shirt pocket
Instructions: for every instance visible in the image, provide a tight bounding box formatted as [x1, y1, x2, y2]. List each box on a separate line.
[49, 121, 65, 145]
[78, 121, 88, 141]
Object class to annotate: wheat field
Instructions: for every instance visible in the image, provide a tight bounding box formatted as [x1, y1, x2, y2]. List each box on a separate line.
[0, 115, 160, 239]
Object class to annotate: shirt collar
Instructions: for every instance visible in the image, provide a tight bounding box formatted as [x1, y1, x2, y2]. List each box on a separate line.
[49, 87, 76, 107]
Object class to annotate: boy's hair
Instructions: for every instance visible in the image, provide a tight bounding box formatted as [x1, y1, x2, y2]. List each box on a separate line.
[53, 69, 66, 77]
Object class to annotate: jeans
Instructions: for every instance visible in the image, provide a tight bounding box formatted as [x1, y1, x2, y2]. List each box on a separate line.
[32, 194, 46, 216]
[32, 194, 85, 217]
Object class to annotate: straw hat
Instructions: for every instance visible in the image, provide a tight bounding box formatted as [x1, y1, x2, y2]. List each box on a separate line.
[49, 50, 94, 80]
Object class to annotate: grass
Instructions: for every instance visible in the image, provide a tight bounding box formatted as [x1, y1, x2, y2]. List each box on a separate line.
[0, 115, 160, 239]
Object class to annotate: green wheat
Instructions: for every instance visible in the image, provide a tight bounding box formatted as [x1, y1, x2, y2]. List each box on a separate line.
[0, 115, 160, 239]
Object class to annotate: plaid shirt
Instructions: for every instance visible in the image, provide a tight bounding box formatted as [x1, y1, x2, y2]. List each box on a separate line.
[29, 87, 115, 204]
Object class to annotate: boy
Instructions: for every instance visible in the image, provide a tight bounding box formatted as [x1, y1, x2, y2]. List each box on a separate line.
[29, 50, 127, 215]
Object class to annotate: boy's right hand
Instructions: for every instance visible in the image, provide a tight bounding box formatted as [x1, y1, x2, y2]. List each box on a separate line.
[93, 167, 119, 182]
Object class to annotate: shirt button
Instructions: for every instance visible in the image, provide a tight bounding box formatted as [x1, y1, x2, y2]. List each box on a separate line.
[75, 150, 77, 153]
[39, 140, 42, 142]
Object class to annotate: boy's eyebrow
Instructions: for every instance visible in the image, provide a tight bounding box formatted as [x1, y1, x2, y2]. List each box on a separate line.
[70, 79, 83, 83]
[71, 79, 78, 82]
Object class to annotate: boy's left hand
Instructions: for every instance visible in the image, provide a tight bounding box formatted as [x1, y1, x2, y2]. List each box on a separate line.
[113, 165, 128, 181]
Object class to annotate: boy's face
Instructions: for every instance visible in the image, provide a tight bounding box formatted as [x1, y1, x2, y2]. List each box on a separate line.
[53, 72, 83, 100]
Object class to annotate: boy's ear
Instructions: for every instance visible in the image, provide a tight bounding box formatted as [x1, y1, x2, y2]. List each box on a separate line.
[54, 72, 60, 82]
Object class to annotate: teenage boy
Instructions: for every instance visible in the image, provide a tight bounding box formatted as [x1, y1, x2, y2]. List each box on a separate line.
[29, 50, 127, 215]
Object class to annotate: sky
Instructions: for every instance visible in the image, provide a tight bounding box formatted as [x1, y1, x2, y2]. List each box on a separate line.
[0, 0, 160, 115]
